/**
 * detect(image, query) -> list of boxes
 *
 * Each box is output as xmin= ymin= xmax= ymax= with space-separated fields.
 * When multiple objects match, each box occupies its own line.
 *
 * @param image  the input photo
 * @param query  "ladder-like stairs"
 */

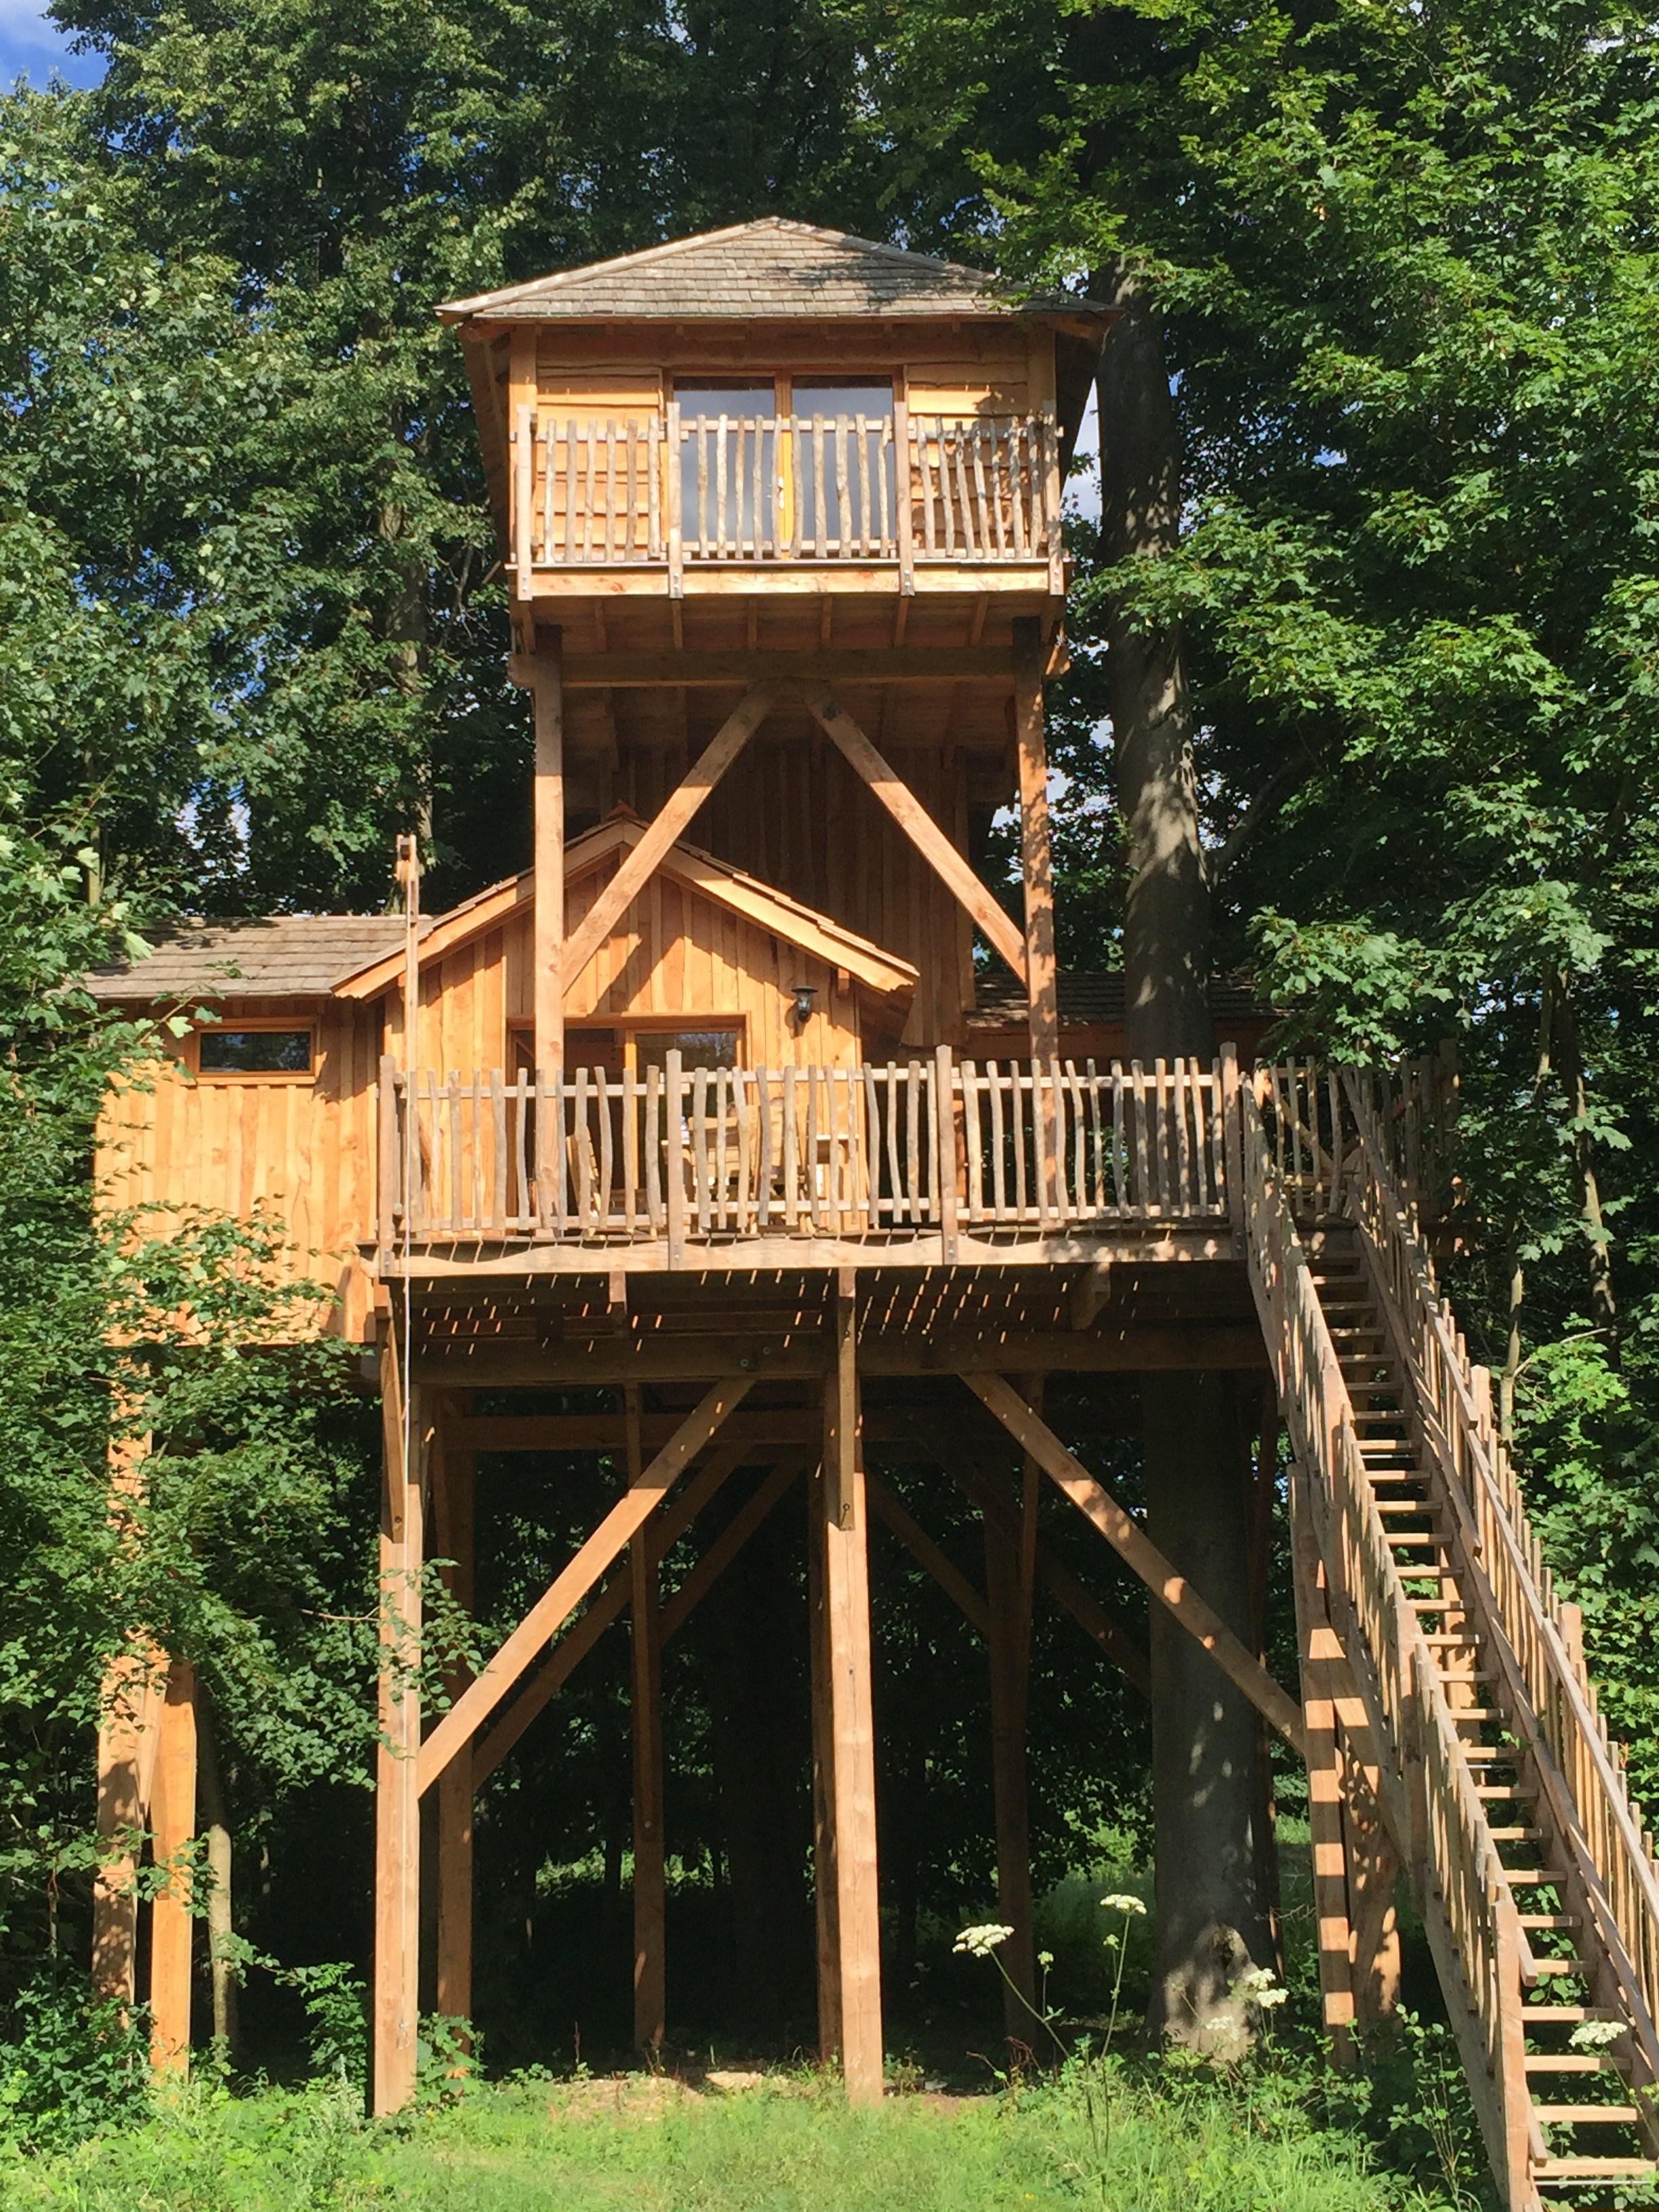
xmin=1309 ymin=1232 xmax=1658 ymax=2200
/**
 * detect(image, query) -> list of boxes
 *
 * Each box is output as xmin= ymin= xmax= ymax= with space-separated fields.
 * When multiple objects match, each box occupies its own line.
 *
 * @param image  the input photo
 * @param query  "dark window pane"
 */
xmin=199 ymin=1028 xmax=312 ymax=1074
xmin=635 ymin=1029 xmax=739 ymax=1072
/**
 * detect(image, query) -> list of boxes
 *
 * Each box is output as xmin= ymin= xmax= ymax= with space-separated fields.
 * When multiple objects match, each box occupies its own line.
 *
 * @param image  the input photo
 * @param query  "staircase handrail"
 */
xmin=1340 ymin=1067 xmax=1659 ymax=2073
xmin=1240 ymin=1075 xmax=1533 ymax=2191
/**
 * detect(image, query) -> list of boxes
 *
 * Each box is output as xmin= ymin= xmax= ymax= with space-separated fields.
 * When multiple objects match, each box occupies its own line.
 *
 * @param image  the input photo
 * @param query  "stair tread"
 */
xmin=1526 ymin=2055 xmax=1614 ymax=2072
xmin=1531 ymin=2104 xmax=1642 ymax=2123
xmin=1529 ymin=1959 xmax=1581 ymax=1975
xmin=1520 ymin=1914 xmax=1581 ymax=1928
xmin=1502 ymin=1868 xmax=1568 ymax=1883
xmin=1533 ymin=2155 xmax=1659 ymax=2178
xmin=1523 ymin=2005 xmax=1620 ymax=2021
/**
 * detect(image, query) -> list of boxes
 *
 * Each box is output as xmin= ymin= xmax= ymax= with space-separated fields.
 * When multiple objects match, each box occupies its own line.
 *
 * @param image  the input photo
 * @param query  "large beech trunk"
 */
xmin=1099 ymin=271 xmax=1277 ymax=2047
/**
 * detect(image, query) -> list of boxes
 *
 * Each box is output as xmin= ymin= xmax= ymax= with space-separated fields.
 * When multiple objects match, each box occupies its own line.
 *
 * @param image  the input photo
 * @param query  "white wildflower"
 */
xmin=1038 ymin=1949 xmax=1054 ymax=1969
xmin=1570 ymin=2018 xmax=1626 ymax=2050
xmin=1100 ymin=1893 xmax=1147 ymax=1917
xmin=954 ymin=1923 xmax=1015 ymax=1957
xmin=1236 ymin=1965 xmax=1290 ymax=2008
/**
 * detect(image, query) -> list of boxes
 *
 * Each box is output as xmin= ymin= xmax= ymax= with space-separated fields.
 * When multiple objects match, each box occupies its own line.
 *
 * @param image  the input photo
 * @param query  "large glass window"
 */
xmin=790 ymin=381 xmax=897 ymax=555
xmin=676 ymin=384 xmax=776 ymax=556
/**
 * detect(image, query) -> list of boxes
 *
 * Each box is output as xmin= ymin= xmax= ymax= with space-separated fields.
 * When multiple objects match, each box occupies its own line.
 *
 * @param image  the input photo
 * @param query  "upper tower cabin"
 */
xmin=438 ymin=220 xmax=1113 ymax=1084
xmin=441 ymin=217 xmax=1108 ymax=652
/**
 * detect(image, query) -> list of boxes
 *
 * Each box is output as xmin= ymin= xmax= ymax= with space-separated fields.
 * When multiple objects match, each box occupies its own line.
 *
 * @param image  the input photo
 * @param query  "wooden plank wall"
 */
xmin=415 ymin=872 xmax=867 ymax=1071
xmin=94 ymin=994 xmax=381 ymax=1336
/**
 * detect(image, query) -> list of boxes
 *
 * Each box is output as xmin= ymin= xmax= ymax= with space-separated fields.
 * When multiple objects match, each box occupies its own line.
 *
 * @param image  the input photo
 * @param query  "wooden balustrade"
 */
xmin=377 ymin=1052 xmax=1229 ymax=1250
xmin=520 ymin=410 xmax=1057 ymax=576
xmin=1340 ymin=1071 xmax=1659 ymax=2086
xmin=1240 ymin=1076 xmax=1533 ymax=2194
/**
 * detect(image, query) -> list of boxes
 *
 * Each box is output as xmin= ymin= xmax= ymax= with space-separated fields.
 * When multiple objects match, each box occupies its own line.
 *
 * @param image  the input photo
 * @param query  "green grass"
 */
xmin=0 ymin=2057 xmax=1464 ymax=2212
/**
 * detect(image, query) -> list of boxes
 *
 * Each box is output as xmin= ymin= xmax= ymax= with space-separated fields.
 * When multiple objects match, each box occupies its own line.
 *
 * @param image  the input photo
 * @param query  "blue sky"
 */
xmin=1 ymin=0 xmax=104 ymax=88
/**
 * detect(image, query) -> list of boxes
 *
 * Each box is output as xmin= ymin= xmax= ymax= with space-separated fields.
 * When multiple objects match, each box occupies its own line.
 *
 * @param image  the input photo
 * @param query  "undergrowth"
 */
xmin=0 ymin=2032 xmax=1478 ymax=2212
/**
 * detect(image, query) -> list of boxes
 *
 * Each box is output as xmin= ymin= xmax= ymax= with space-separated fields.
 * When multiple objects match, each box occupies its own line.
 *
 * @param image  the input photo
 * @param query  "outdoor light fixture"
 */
xmin=791 ymin=983 xmax=818 ymax=1026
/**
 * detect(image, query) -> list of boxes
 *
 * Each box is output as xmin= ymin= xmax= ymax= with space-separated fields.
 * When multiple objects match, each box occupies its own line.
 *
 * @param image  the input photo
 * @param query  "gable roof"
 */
xmin=438 ymin=218 xmax=1063 ymax=325
xmin=331 ymin=815 xmax=920 ymax=1003
xmin=86 ymin=914 xmax=423 ymax=1001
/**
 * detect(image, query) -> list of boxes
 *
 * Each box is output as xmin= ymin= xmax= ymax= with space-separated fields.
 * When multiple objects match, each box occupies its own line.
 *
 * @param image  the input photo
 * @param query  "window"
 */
xmin=634 ymin=1028 xmax=739 ymax=1073
xmin=197 ymin=1027 xmax=314 ymax=1076
xmin=676 ymin=382 xmax=777 ymax=555
xmin=792 ymin=381 xmax=897 ymax=553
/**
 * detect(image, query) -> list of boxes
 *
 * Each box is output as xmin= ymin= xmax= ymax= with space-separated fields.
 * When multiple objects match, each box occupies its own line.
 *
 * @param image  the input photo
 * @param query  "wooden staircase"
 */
xmin=1242 ymin=1067 xmax=1659 ymax=2209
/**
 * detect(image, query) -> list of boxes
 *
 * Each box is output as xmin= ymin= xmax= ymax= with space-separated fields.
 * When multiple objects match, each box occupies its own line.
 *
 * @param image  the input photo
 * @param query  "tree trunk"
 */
xmin=1098 ymin=268 xmax=1277 ymax=2046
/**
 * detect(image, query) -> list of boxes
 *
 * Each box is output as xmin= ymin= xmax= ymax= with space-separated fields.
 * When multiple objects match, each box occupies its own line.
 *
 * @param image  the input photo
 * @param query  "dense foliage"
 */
xmin=2 ymin=0 xmax=1658 ymax=2127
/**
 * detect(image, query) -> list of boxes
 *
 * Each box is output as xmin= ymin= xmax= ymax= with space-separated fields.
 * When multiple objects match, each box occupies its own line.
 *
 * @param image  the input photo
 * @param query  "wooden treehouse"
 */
xmin=89 ymin=220 xmax=1659 ymax=2209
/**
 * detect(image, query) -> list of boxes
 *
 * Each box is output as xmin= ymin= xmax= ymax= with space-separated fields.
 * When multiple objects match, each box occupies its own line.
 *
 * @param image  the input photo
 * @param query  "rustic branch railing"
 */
xmin=1240 ymin=1073 xmax=1534 ymax=2204
xmin=518 ymin=409 xmax=1057 ymax=575
xmin=377 ymin=1052 xmax=1231 ymax=1250
xmin=1341 ymin=1069 xmax=1659 ymax=2096
xmin=1258 ymin=1052 xmax=1458 ymax=1223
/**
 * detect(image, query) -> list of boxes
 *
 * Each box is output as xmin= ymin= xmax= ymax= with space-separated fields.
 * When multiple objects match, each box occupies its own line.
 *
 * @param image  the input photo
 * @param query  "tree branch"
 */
xmin=1206 ymin=754 xmax=1305 ymax=884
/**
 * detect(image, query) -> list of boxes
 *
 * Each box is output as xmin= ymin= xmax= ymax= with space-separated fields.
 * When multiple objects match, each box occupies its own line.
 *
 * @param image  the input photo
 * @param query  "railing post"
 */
xmin=513 ymin=401 xmax=534 ymax=591
xmin=893 ymin=384 xmax=916 ymax=594
xmin=1220 ymin=1042 xmax=1243 ymax=1250
xmin=665 ymin=398 xmax=683 ymax=600
xmin=665 ymin=1048 xmax=686 ymax=1269
xmin=935 ymin=1044 xmax=958 ymax=1265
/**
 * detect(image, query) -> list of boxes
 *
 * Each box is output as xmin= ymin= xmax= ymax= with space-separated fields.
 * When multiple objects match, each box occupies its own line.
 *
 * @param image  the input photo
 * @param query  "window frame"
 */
xmin=189 ymin=1016 xmax=320 ymax=1085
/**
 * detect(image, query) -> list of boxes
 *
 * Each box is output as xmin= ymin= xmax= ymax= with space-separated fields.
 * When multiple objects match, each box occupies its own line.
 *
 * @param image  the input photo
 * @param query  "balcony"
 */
xmin=512 ymin=408 xmax=1063 ymax=599
xmin=376 ymin=1052 xmax=1237 ymax=1273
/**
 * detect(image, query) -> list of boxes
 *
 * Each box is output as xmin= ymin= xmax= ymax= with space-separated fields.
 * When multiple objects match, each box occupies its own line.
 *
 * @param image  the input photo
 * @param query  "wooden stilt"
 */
xmin=92 ymin=1647 xmax=163 ymax=2004
xmin=983 ymin=1431 xmax=1038 ymax=2039
xmin=194 ymin=1687 xmax=237 ymax=2056
xmin=148 ymin=1660 xmax=198 ymax=2073
xmin=808 ymin=1460 xmax=842 ymax=2064
xmin=373 ymin=1343 xmax=424 ymax=2116
xmin=434 ymin=1419 xmax=476 ymax=2028
xmin=628 ymin=1386 xmax=668 ymax=2051
xmin=822 ymin=1271 xmax=883 ymax=2103
xmin=1287 ymin=1465 xmax=1357 ymax=2059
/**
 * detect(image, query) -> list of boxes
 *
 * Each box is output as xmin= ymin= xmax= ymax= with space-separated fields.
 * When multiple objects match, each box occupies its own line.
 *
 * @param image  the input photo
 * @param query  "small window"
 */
xmin=199 ymin=1027 xmax=313 ymax=1076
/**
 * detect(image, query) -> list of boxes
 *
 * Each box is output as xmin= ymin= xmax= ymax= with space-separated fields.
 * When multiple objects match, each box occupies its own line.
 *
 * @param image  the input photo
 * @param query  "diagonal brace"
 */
xmin=418 ymin=1378 xmax=752 ymax=1794
xmin=964 ymin=1372 xmax=1305 ymax=1753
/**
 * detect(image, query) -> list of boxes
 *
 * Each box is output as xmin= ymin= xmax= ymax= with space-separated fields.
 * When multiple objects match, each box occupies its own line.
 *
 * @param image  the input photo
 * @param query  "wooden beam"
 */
xmin=1288 ymin=1465 xmax=1358 ymax=2057
xmin=865 ymin=1475 xmax=989 ymax=1637
xmin=1071 ymin=1261 xmax=1111 ymax=1332
xmin=808 ymin=1460 xmax=841 ymax=2064
xmin=1012 ymin=618 xmax=1058 ymax=1059
xmin=797 ymin=680 xmax=1029 ymax=985
xmin=627 ymin=1389 xmax=666 ymax=2052
xmin=148 ymin=1659 xmax=198 ymax=2074
xmin=821 ymin=1273 xmax=884 ymax=2103
xmin=373 ymin=1351 xmax=424 ymax=2116
xmin=560 ymin=647 xmax=1019 ymax=689
xmin=531 ymin=640 xmax=565 ymax=1080
xmin=433 ymin=1426 xmax=476 ymax=2027
xmin=419 ymin=1380 xmax=752 ymax=1795
xmin=470 ymin=1444 xmax=750 ymax=1789
xmin=412 ymin=1320 xmax=1268 ymax=1390
xmin=92 ymin=1643 xmax=164 ymax=2005
xmin=964 ymin=1373 xmax=1306 ymax=1753
xmin=555 ymin=686 xmax=777 ymax=1001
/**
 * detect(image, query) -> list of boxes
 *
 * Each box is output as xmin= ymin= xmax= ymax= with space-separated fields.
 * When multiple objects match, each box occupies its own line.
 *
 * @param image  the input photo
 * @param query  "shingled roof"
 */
xmin=438 ymin=218 xmax=1044 ymax=324
xmin=86 ymin=915 xmax=426 ymax=1001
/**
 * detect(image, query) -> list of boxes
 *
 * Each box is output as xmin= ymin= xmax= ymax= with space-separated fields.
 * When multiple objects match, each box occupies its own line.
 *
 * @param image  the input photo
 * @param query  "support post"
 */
xmin=531 ymin=636 xmax=565 ymax=1084
xmin=821 ymin=1271 xmax=883 ymax=2103
xmin=148 ymin=1660 xmax=198 ymax=2073
xmin=983 ymin=1456 xmax=1038 ymax=2041
xmin=628 ymin=1386 xmax=667 ymax=2051
xmin=373 ymin=1340 xmax=424 ymax=2117
xmin=434 ymin=1418 xmax=476 ymax=2029
xmin=93 ymin=1423 xmax=158 ymax=2006
xmin=808 ymin=1460 xmax=842 ymax=2064
xmin=1012 ymin=618 xmax=1058 ymax=1061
